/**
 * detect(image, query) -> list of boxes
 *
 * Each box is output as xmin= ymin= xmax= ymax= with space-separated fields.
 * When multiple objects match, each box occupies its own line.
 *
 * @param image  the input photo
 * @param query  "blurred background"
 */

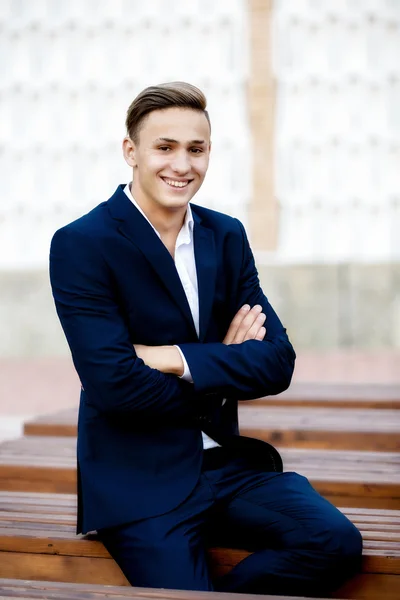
xmin=1 ymin=0 xmax=399 ymax=438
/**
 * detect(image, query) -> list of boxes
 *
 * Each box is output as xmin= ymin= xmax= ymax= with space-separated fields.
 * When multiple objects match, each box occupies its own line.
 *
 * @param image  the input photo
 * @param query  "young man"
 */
xmin=50 ymin=82 xmax=362 ymax=596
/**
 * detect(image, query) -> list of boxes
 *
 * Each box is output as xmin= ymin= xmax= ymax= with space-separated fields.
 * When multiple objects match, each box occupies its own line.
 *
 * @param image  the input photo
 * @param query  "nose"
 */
xmin=170 ymin=150 xmax=191 ymax=175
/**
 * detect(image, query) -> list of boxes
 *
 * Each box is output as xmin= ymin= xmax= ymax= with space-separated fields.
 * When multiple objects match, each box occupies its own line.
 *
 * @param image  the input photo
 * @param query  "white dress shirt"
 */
xmin=124 ymin=184 xmax=219 ymax=450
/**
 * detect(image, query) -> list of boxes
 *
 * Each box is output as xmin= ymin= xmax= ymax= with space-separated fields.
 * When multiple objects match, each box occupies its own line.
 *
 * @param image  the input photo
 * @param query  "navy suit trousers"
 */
xmin=97 ymin=449 xmax=362 ymax=596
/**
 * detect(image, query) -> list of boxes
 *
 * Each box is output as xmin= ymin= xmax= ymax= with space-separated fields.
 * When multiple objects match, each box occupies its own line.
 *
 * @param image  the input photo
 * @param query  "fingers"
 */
xmin=223 ymin=304 xmax=267 ymax=345
xmin=222 ymin=304 xmax=250 ymax=344
xmin=231 ymin=305 xmax=260 ymax=343
xmin=254 ymin=325 xmax=266 ymax=341
xmin=245 ymin=312 xmax=266 ymax=341
xmin=230 ymin=304 xmax=263 ymax=344
xmin=233 ymin=305 xmax=265 ymax=343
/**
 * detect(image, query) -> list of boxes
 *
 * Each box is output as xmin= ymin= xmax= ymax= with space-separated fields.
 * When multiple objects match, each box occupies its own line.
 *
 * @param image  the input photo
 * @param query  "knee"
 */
xmin=329 ymin=519 xmax=363 ymax=588
xmin=310 ymin=514 xmax=363 ymax=564
xmin=332 ymin=518 xmax=363 ymax=560
xmin=316 ymin=517 xmax=363 ymax=584
xmin=307 ymin=518 xmax=362 ymax=590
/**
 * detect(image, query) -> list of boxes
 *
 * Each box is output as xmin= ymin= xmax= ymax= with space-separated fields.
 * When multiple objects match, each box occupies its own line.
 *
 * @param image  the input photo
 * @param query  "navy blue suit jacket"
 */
xmin=50 ymin=184 xmax=296 ymax=534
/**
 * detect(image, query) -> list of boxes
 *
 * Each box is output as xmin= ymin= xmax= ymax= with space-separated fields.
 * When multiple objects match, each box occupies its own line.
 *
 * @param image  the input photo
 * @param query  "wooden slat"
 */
xmin=0 ymin=493 xmax=399 ymax=574
xmin=0 ymin=552 xmax=129 ymax=586
xmin=0 ymin=532 xmax=398 ymax=576
xmin=239 ymin=407 xmax=400 ymax=451
xmin=0 ymin=536 xmax=398 ymax=598
xmin=333 ymin=573 xmax=400 ymax=600
xmin=1 ymin=437 xmax=399 ymax=508
xmin=0 ymin=494 xmax=398 ymax=599
xmin=24 ymin=406 xmax=400 ymax=451
xmin=0 ymin=525 xmax=397 ymax=570
xmin=0 ymin=577 xmax=338 ymax=600
xmin=1 ymin=496 xmax=400 ymax=529
xmin=1 ymin=493 xmax=398 ymax=521
xmin=253 ymin=383 xmax=400 ymax=409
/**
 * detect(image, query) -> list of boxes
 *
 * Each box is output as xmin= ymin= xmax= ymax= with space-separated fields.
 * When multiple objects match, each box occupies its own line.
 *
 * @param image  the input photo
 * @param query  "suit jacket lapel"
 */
xmin=108 ymin=185 xmax=196 ymax=334
xmin=193 ymin=212 xmax=217 ymax=342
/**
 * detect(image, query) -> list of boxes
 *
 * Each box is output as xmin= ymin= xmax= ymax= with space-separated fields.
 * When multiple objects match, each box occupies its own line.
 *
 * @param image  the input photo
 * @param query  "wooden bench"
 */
xmin=0 ymin=493 xmax=398 ymax=599
xmin=24 ymin=405 xmax=400 ymax=451
xmin=251 ymin=382 xmax=400 ymax=409
xmin=1 ymin=436 xmax=399 ymax=508
xmin=239 ymin=406 xmax=400 ymax=451
xmin=0 ymin=578 xmax=346 ymax=600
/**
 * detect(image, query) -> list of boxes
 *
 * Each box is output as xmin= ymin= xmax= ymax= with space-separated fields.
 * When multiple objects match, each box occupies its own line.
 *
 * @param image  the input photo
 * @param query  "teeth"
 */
xmin=163 ymin=178 xmax=189 ymax=188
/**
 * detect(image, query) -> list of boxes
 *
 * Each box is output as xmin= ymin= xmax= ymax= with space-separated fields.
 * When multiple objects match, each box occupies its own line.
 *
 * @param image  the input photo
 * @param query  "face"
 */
xmin=123 ymin=107 xmax=211 ymax=214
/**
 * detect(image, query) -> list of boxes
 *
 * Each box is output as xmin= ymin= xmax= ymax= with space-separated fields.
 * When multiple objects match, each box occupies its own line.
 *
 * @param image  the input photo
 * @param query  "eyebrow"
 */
xmin=155 ymin=137 xmax=206 ymax=145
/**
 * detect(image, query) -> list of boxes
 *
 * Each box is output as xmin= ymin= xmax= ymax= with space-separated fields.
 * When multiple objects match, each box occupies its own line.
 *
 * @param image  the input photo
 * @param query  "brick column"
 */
xmin=248 ymin=0 xmax=278 ymax=250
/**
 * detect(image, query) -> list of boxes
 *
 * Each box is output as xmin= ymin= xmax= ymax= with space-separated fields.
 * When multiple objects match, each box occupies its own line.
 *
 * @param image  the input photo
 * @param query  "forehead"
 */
xmin=139 ymin=107 xmax=210 ymax=143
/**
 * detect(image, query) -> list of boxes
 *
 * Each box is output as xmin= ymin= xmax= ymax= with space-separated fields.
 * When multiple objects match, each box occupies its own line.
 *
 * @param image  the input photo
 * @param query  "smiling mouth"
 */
xmin=161 ymin=177 xmax=193 ymax=189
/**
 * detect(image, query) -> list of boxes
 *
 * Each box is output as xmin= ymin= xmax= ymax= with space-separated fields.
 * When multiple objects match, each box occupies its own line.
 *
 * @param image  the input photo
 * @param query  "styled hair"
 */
xmin=125 ymin=81 xmax=211 ymax=143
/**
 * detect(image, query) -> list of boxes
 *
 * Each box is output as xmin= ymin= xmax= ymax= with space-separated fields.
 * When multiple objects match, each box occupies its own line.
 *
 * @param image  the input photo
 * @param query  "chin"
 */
xmin=158 ymin=190 xmax=193 ymax=208
xmin=162 ymin=197 xmax=190 ymax=210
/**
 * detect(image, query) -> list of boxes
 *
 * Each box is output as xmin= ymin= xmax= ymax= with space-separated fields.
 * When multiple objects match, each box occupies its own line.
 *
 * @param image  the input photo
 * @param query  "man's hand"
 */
xmin=134 ymin=304 xmax=265 ymax=374
xmin=134 ymin=344 xmax=184 ymax=376
xmin=223 ymin=304 xmax=266 ymax=344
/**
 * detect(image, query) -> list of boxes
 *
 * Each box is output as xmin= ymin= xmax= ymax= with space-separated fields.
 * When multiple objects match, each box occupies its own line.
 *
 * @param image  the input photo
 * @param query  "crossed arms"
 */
xmin=50 ymin=219 xmax=295 ymax=419
xmin=134 ymin=303 xmax=268 ymax=376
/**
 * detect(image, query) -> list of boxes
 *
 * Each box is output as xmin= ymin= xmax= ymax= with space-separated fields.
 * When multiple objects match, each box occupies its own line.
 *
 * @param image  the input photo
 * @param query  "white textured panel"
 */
xmin=0 ymin=0 xmax=250 ymax=269
xmin=273 ymin=0 xmax=400 ymax=262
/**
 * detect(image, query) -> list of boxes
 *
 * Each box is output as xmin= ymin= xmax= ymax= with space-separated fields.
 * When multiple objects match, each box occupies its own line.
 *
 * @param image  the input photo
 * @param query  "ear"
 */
xmin=122 ymin=137 xmax=137 ymax=167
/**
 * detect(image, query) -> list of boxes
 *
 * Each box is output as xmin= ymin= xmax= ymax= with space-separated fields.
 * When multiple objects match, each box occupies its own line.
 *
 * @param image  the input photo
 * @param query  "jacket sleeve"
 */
xmin=49 ymin=226 xmax=198 ymax=419
xmin=178 ymin=219 xmax=296 ymax=400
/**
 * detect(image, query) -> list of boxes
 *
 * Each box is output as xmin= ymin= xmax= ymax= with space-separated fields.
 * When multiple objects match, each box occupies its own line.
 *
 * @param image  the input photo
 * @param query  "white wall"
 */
xmin=272 ymin=0 xmax=400 ymax=262
xmin=3 ymin=0 xmax=399 ymax=269
xmin=0 ymin=0 xmax=250 ymax=269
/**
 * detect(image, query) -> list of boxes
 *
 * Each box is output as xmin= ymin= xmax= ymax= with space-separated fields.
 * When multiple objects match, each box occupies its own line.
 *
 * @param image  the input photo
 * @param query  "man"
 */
xmin=50 ymin=81 xmax=362 ymax=596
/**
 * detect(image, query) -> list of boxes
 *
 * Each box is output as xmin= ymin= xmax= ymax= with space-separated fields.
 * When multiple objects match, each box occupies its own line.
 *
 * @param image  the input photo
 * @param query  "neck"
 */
xmin=130 ymin=183 xmax=187 ymax=237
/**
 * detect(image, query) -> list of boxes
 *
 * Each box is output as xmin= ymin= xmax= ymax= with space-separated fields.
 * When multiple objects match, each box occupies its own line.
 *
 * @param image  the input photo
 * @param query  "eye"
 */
xmin=159 ymin=146 xmax=171 ymax=152
xmin=190 ymin=148 xmax=203 ymax=154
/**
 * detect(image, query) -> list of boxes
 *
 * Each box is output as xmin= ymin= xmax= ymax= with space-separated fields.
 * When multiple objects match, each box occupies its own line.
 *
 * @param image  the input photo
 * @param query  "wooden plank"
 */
xmin=1 ymin=506 xmax=399 ymax=535
xmin=0 ymin=549 xmax=398 ymax=599
xmin=24 ymin=422 xmax=77 ymax=437
xmin=0 ymin=551 xmax=129 ymax=586
xmin=0 ymin=497 xmax=398 ymax=598
xmin=24 ymin=405 xmax=400 ymax=451
xmin=1 ymin=492 xmax=399 ymax=522
xmin=0 ymin=465 xmax=76 ymax=494
xmin=1 ymin=438 xmax=399 ymax=508
xmin=9 ymin=435 xmax=400 ymax=467
xmin=239 ymin=407 xmax=400 ymax=451
xmin=321 ymin=497 xmax=400 ymax=510
xmin=334 ymin=573 xmax=400 ymax=600
xmin=1 ymin=511 xmax=398 ymax=532
xmin=0 ymin=499 xmax=399 ymax=574
xmin=251 ymin=383 xmax=400 ymax=409
xmin=0 ymin=524 xmax=397 ymax=571
xmin=0 ymin=542 xmax=398 ymax=586
xmin=0 ymin=494 xmax=397 ymax=516
xmin=0 ymin=577 xmax=339 ymax=600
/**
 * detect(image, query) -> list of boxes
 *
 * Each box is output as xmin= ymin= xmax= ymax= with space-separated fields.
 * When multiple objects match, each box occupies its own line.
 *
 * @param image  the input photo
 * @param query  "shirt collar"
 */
xmin=123 ymin=183 xmax=193 ymax=247
xmin=178 ymin=203 xmax=194 ymax=247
